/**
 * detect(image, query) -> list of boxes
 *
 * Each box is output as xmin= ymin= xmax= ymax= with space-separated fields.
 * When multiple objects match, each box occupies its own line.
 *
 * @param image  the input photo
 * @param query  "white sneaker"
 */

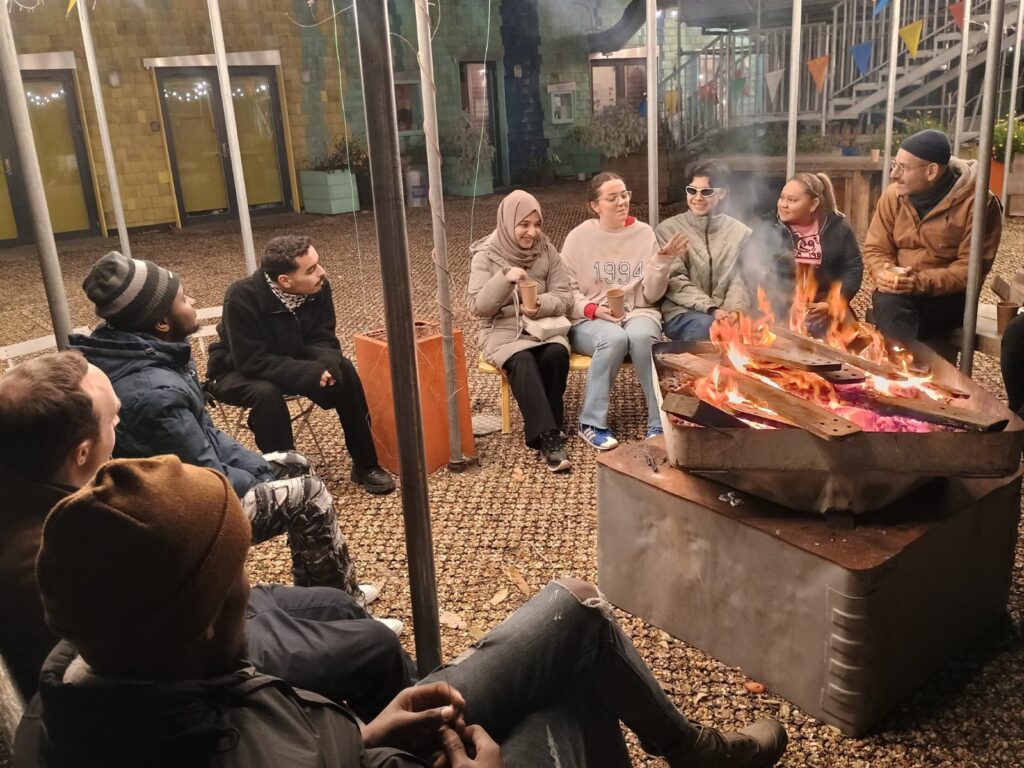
xmin=359 ymin=584 xmax=380 ymax=605
xmin=374 ymin=617 xmax=404 ymax=635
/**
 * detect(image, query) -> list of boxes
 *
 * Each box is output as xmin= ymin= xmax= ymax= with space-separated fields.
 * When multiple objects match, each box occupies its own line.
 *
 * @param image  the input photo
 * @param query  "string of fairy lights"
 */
xmin=161 ymin=81 xmax=270 ymax=103
xmin=24 ymin=87 xmax=65 ymax=107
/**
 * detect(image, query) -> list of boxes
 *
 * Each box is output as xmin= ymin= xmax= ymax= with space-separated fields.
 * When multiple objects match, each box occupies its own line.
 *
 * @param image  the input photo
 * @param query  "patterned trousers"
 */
xmin=240 ymin=452 xmax=360 ymax=601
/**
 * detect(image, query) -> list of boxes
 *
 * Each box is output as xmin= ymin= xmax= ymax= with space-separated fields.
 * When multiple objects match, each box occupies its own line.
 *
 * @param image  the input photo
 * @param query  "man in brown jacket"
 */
xmin=863 ymin=129 xmax=1002 ymax=342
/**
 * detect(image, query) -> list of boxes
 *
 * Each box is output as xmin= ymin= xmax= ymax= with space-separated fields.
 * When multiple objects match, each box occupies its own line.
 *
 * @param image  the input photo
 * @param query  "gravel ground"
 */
xmin=1 ymin=182 xmax=1022 ymax=766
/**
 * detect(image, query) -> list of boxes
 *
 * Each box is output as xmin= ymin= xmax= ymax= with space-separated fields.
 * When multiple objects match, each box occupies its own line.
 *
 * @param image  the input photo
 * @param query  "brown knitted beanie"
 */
xmin=37 ymin=456 xmax=252 ymax=654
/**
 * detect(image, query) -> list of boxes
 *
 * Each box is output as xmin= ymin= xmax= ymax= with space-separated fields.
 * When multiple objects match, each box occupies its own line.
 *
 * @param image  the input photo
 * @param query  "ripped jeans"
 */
xmin=421 ymin=579 xmax=698 ymax=767
xmin=241 ymin=451 xmax=360 ymax=600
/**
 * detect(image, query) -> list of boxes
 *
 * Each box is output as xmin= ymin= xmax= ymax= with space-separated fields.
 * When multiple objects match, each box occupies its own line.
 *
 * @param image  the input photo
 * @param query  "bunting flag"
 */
xmin=698 ymin=83 xmax=719 ymax=104
xmin=873 ymin=0 xmax=891 ymax=18
xmin=764 ymin=68 xmax=785 ymax=104
xmin=729 ymin=77 xmax=748 ymax=101
xmin=900 ymin=20 xmax=925 ymax=57
xmin=665 ymin=89 xmax=680 ymax=115
xmin=949 ymin=3 xmax=965 ymax=31
xmin=66 ymin=0 xmax=77 ymax=17
xmin=851 ymin=41 xmax=874 ymax=77
xmin=807 ymin=55 xmax=830 ymax=92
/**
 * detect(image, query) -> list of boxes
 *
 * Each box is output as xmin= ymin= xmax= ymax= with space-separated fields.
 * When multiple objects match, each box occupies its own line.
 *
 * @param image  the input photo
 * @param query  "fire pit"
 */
xmin=653 ymin=300 xmax=1023 ymax=518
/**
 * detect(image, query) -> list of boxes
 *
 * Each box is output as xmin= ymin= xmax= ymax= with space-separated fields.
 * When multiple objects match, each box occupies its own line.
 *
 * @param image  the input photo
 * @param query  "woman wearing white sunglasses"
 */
xmin=657 ymin=160 xmax=752 ymax=341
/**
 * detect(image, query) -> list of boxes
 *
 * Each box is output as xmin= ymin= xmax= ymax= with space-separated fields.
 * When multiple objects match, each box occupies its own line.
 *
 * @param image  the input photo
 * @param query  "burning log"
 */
xmin=771 ymin=326 xmax=910 ymax=380
xmin=658 ymin=352 xmax=862 ymax=441
xmin=661 ymin=392 xmax=751 ymax=429
xmin=851 ymin=391 xmax=1009 ymax=433
xmin=749 ymin=345 xmax=841 ymax=372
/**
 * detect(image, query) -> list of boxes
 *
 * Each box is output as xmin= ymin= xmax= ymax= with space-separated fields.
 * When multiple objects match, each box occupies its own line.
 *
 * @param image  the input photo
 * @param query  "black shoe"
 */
xmin=351 ymin=465 xmax=396 ymax=494
xmin=539 ymin=431 xmax=571 ymax=473
xmin=668 ymin=719 xmax=788 ymax=768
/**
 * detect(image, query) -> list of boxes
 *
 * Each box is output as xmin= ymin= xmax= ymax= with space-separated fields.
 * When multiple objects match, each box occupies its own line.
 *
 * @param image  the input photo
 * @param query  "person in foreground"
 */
xmin=469 ymin=190 xmax=573 ymax=472
xmin=71 ymin=251 xmax=375 ymax=607
xmin=752 ymin=172 xmax=862 ymax=328
xmin=207 ymin=235 xmax=394 ymax=494
xmin=562 ymin=172 xmax=688 ymax=449
xmin=16 ymin=456 xmax=789 ymax=768
xmin=0 ymin=353 xmax=410 ymax=716
xmin=863 ymin=128 xmax=1002 ymax=342
xmin=657 ymin=160 xmax=752 ymax=341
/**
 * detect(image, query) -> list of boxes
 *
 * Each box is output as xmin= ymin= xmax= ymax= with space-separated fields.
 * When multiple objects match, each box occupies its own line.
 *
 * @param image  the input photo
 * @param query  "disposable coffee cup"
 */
xmin=870 ymin=148 xmax=881 ymax=162
xmin=889 ymin=265 xmax=911 ymax=276
xmin=519 ymin=279 xmax=538 ymax=311
xmin=606 ymin=288 xmax=625 ymax=319
xmin=998 ymin=300 xmax=1020 ymax=333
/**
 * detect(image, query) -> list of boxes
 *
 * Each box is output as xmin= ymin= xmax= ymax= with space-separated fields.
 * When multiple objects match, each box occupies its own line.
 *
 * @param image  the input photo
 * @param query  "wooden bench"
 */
xmin=948 ymin=302 xmax=1002 ymax=358
xmin=478 ymin=352 xmax=631 ymax=434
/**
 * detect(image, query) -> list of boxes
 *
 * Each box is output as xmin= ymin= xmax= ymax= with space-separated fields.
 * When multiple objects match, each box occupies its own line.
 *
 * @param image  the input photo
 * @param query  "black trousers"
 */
xmin=209 ymin=354 xmax=378 ymax=468
xmin=245 ymin=584 xmax=414 ymax=722
xmin=1001 ymin=312 xmax=1024 ymax=416
xmin=870 ymin=290 xmax=966 ymax=343
xmin=502 ymin=343 xmax=570 ymax=448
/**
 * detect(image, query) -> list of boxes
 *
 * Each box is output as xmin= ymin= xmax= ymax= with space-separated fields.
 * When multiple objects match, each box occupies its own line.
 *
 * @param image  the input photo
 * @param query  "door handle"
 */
xmin=221 ymin=142 xmax=228 ymax=158
xmin=2 ymin=158 xmax=11 ymax=176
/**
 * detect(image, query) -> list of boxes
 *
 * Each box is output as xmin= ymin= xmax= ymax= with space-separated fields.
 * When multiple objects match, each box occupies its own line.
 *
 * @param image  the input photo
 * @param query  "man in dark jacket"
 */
xmin=16 ymin=456 xmax=787 ymax=768
xmin=0 ymin=352 xmax=411 ymax=717
xmin=207 ymin=235 xmax=394 ymax=494
xmin=72 ymin=251 xmax=376 ymax=607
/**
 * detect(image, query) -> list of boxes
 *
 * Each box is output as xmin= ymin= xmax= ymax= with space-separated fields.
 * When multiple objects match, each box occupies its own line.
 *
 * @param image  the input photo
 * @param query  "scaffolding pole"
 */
xmin=1002 ymin=0 xmax=1024 ymax=210
xmin=77 ymin=0 xmax=131 ymax=258
xmin=646 ymin=0 xmax=659 ymax=225
xmin=206 ymin=0 xmax=257 ymax=274
xmin=954 ymin=0 xmax=973 ymax=154
xmin=961 ymin=0 xmax=1007 ymax=375
xmin=414 ymin=0 xmax=466 ymax=469
xmin=786 ymin=0 xmax=803 ymax=178
xmin=0 ymin=4 xmax=73 ymax=349
xmin=882 ymin=0 xmax=902 ymax=194
xmin=353 ymin=0 xmax=441 ymax=675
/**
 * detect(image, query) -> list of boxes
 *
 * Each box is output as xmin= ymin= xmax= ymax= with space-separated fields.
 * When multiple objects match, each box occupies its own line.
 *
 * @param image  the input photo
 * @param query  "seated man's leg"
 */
xmin=207 ymin=372 xmax=294 ymax=453
xmin=245 ymin=584 xmax=413 ymax=722
xmin=664 ymin=311 xmax=715 ymax=342
xmin=915 ymin=291 xmax=967 ymax=337
xmin=1001 ymin=313 xmax=1024 ymax=415
xmin=241 ymin=475 xmax=361 ymax=597
xmin=871 ymin=290 xmax=921 ymax=342
xmin=305 ymin=355 xmax=379 ymax=471
xmin=423 ymin=579 xmax=785 ymax=767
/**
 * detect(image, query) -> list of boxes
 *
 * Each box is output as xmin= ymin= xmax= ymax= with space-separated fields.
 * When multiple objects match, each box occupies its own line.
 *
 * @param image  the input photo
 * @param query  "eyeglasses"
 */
xmin=599 ymin=190 xmax=632 ymax=203
xmin=889 ymin=160 xmax=932 ymax=176
xmin=686 ymin=186 xmax=722 ymax=198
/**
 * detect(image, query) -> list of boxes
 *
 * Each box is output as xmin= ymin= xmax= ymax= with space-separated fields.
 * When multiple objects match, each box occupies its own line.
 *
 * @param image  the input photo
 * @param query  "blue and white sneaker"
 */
xmin=645 ymin=426 xmax=664 ymax=440
xmin=578 ymin=423 xmax=619 ymax=451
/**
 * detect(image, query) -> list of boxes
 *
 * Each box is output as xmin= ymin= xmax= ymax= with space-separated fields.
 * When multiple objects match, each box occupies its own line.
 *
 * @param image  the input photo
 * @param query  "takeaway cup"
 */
xmin=607 ymin=288 xmax=625 ymax=319
xmin=998 ymin=301 xmax=1020 ymax=333
xmin=519 ymin=279 xmax=538 ymax=311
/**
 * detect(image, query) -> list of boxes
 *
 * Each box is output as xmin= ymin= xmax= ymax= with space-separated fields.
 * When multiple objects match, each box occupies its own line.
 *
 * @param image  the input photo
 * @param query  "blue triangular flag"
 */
xmin=873 ymin=0 xmax=891 ymax=17
xmin=851 ymin=42 xmax=874 ymax=77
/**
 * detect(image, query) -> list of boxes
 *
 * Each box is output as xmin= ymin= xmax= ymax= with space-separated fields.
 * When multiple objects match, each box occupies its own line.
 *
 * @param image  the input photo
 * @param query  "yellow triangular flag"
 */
xmin=807 ymin=55 xmax=830 ymax=92
xmin=899 ymin=20 xmax=924 ymax=58
xmin=66 ymin=0 xmax=77 ymax=18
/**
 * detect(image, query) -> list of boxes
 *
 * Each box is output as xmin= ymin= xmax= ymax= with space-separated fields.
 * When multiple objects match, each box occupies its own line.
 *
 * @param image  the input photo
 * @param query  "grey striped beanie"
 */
xmin=83 ymin=251 xmax=180 ymax=331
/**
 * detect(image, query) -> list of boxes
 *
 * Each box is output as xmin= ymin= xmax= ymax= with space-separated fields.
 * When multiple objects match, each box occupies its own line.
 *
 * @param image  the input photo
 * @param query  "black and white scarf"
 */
xmin=264 ymin=272 xmax=307 ymax=313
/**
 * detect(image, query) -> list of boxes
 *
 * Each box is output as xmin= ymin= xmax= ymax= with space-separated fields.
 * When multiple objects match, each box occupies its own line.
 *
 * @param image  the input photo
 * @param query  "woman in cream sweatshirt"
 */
xmin=561 ymin=172 xmax=686 ymax=449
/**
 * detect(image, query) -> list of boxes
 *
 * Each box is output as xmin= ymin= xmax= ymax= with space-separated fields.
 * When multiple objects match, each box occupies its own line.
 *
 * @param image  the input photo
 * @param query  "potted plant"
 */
xmin=300 ymin=136 xmax=367 ymax=214
xmin=567 ymin=122 xmax=602 ymax=179
xmin=442 ymin=111 xmax=497 ymax=197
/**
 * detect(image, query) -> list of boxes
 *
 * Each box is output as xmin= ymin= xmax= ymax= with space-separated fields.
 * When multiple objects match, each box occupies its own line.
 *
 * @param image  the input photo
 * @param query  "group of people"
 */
xmin=471 ymin=128 xmax=1002 ymax=472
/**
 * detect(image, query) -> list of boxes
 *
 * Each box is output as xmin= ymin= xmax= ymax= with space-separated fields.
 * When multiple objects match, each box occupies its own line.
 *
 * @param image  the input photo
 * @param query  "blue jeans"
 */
xmin=421 ymin=580 xmax=698 ymax=767
xmin=663 ymin=311 xmax=715 ymax=341
xmin=245 ymin=584 xmax=414 ymax=722
xmin=569 ymin=316 xmax=663 ymax=430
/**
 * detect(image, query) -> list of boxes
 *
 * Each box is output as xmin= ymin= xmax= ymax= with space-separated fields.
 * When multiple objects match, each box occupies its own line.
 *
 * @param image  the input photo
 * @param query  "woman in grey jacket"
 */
xmin=468 ymin=190 xmax=573 ymax=472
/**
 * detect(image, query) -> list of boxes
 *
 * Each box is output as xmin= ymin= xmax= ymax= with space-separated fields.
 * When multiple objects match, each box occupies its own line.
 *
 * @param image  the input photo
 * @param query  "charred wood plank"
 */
xmin=859 ymin=393 xmax=1009 ymax=433
xmin=771 ymin=327 xmax=908 ymax=380
xmin=750 ymin=345 xmax=842 ymax=372
xmin=662 ymin=392 xmax=751 ymax=429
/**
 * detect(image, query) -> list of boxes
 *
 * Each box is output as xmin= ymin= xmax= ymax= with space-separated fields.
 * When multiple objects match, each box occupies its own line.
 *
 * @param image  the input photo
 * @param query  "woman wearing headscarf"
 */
xmin=468 ymin=190 xmax=573 ymax=473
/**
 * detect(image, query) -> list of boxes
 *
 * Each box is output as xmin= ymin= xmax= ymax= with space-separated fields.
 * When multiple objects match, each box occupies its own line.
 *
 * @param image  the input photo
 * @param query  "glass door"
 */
xmin=460 ymin=61 xmax=502 ymax=183
xmin=157 ymin=67 xmax=291 ymax=223
xmin=0 ymin=70 xmax=99 ymax=246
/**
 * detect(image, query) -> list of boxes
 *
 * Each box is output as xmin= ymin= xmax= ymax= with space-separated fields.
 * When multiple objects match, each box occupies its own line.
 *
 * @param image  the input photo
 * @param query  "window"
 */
xmin=393 ymin=77 xmax=423 ymax=135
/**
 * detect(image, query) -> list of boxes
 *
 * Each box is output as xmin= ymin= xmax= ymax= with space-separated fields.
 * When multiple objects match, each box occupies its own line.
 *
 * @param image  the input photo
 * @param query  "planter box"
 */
xmin=300 ymin=169 xmax=359 ymax=215
xmin=353 ymin=323 xmax=475 ymax=475
xmin=572 ymin=150 xmax=602 ymax=178
xmin=993 ymin=157 xmax=1024 ymax=216
xmin=443 ymin=169 xmax=494 ymax=198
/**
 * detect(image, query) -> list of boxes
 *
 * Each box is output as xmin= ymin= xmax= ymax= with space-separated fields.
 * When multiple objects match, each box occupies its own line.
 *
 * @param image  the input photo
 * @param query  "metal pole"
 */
xmin=882 ymin=0 xmax=903 ymax=194
xmin=414 ymin=0 xmax=466 ymax=468
xmin=786 ymin=0 xmax=803 ymax=178
xmin=0 ymin=5 xmax=73 ymax=349
xmin=1002 ymin=0 xmax=1024 ymax=210
xmin=954 ymin=0 xmax=972 ymax=154
xmin=206 ymin=0 xmax=257 ymax=275
xmin=646 ymin=0 xmax=659 ymax=225
xmin=353 ymin=0 xmax=441 ymax=675
xmin=77 ymin=0 xmax=131 ymax=258
xmin=962 ymin=0 xmax=1006 ymax=374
